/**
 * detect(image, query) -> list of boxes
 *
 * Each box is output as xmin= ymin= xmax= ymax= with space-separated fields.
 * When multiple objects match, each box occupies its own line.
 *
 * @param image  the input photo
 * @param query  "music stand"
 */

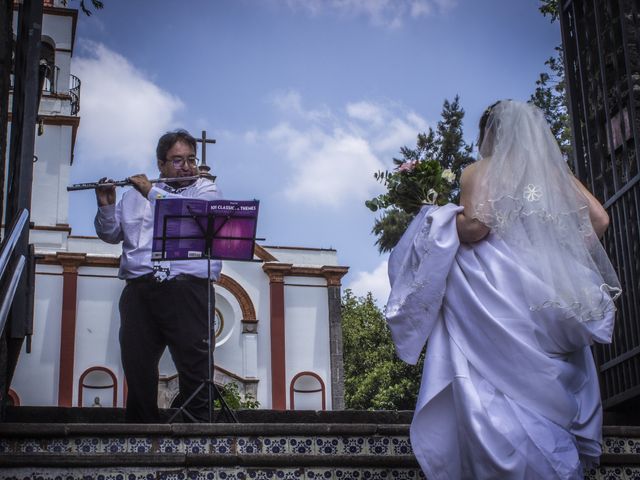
xmin=151 ymin=198 xmax=260 ymax=423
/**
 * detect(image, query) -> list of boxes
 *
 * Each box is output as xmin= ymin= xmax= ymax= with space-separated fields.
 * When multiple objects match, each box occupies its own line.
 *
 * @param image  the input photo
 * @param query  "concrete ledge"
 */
xmin=602 ymin=426 xmax=640 ymax=436
xmin=4 ymin=407 xmax=414 ymax=425
xmin=0 ymin=422 xmax=410 ymax=438
xmin=600 ymin=453 xmax=640 ymax=466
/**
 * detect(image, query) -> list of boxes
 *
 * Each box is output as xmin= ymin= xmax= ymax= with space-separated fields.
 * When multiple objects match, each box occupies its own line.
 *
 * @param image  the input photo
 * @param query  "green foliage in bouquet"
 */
xmin=365 ymin=156 xmax=453 ymax=215
xmin=366 ymin=96 xmax=474 ymax=252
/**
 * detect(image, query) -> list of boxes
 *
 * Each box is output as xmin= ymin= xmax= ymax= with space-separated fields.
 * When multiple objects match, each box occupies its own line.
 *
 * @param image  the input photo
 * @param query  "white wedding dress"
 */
xmin=386 ymin=204 xmax=616 ymax=480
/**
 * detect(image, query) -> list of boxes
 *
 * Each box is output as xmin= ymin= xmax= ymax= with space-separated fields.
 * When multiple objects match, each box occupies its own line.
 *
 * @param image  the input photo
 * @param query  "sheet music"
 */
xmin=152 ymin=199 xmax=260 ymax=261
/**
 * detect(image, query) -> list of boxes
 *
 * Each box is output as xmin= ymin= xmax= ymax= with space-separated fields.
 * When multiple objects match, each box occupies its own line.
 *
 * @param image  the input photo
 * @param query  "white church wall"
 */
xmin=11 ymin=266 xmax=64 ymax=406
xmin=42 ymin=11 xmax=74 ymax=52
xmin=67 ymin=237 xmax=122 ymax=256
xmin=284 ymin=279 xmax=331 ymax=410
xmin=220 ymin=260 xmax=272 ymax=408
xmin=253 ymin=272 xmax=273 ymax=410
xmin=74 ymin=268 xmax=123 ymax=407
xmin=52 ymin=50 xmax=72 ymax=92
xmin=264 ymin=247 xmax=338 ymax=267
xmin=243 ymin=334 xmax=258 ymax=381
xmin=32 ymin=125 xmax=72 ymax=226
xmin=210 ymin=290 xmax=242 ymax=370
xmin=31 ymin=230 xmax=68 ymax=253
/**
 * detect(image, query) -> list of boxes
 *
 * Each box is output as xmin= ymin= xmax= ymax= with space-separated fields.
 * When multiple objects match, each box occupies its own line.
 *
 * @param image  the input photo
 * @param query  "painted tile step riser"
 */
xmin=0 ymin=436 xmax=412 ymax=456
xmin=606 ymin=437 xmax=640 ymax=454
xmin=1 ymin=436 xmax=639 ymax=456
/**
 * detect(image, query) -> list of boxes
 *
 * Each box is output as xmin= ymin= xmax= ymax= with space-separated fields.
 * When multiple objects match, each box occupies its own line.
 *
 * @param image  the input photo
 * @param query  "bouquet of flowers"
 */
xmin=365 ymin=158 xmax=456 ymax=215
xmin=366 ymin=97 xmax=474 ymax=252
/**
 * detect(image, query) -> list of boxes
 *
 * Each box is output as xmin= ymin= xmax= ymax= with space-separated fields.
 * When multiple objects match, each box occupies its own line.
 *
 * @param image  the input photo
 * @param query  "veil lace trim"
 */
xmin=468 ymin=100 xmax=621 ymax=324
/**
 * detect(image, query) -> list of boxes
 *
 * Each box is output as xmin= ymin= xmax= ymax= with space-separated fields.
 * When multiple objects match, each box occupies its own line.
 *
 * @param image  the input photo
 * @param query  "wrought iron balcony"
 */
xmin=10 ymin=64 xmax=81 ymax=116
xmin=69 ymin=74 xmax=81 ymax=116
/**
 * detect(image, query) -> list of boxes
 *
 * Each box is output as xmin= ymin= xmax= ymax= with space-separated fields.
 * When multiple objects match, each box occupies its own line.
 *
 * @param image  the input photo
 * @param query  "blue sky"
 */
xmin=68 ymin=0 xmax=560 ymax=302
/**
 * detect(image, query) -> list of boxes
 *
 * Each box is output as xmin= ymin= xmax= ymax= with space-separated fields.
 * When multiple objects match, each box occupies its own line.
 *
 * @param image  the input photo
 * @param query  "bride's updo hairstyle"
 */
xmin=477 ymin=100 xmax=502 ymax=158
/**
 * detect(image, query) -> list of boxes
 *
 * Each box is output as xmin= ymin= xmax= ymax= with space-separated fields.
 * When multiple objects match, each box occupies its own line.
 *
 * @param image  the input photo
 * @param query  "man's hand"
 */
xmin=128 ymin=174 xmax=153 ymax=198
xmin=96 ymin=177 xmax=116 ymax=207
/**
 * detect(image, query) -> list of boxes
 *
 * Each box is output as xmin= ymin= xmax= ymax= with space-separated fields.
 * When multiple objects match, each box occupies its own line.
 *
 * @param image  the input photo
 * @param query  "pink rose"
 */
xmin=397 ymin=160 xmax=417 ymax=172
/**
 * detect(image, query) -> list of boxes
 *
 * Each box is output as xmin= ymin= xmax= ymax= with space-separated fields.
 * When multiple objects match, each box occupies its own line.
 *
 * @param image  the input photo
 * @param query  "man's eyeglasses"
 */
xmin=166 ymin=156 xmax=200 ymax=168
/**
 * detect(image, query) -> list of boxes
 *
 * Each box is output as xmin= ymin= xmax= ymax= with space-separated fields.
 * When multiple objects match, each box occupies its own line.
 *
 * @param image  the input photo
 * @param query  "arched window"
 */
xmin=290 ymin=372 xmax=326 ymax=411
xmin=78 ymin=366 xmax=118 ymax=407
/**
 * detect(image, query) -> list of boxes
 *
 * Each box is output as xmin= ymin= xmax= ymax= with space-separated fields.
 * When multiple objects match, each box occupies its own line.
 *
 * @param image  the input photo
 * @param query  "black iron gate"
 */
xmin=560 ymin=0 xmax=640 ymax=409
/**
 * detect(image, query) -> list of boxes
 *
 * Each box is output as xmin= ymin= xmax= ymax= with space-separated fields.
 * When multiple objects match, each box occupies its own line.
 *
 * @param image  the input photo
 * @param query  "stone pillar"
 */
xmin=322 ymin=266 xmax=349 ymax=410
xmin=57 ymin=252 xmax=85 ymax=407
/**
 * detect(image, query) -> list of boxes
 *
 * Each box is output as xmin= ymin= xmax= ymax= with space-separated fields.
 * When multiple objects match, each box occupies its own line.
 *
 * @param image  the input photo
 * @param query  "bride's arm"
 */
xmin=572 ymin=176 xmax=609 ymax=238
xmin=456 ymin=166 xmax=490 ymax=243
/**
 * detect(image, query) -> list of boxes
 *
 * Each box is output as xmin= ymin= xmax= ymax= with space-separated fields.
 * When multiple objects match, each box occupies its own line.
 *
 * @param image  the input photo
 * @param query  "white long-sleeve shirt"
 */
xmin=94 ymin=178 xmax=223 ymax=281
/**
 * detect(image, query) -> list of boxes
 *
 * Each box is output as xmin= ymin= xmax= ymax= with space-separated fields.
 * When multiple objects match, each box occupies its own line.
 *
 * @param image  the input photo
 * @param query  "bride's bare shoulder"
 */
xmin=460 ymin=159 xmax=485 ymax=186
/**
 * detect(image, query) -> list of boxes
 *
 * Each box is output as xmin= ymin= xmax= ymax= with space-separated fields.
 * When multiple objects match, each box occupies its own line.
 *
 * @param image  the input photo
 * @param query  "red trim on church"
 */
xmin=57 ymin=253 xmax=85 ymax=407
xmin=263 ymin=263 xmax=291 ymax=410
xmin=290 ymin=371 xmax=326 ymax=410
xmin=78 ymin=366 xmax=118 ymax=407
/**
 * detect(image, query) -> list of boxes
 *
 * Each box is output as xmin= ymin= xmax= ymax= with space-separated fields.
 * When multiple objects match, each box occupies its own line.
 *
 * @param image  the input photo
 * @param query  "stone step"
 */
xmin=1 ymin=423 xmax=639 ymax=458
xmin=0 ymin=465 xmax=428 ymax=480
xmin=1 ymin=410 xmax=639 ymax=479
xmin=0 ymin=456 xmax=638 ymax=480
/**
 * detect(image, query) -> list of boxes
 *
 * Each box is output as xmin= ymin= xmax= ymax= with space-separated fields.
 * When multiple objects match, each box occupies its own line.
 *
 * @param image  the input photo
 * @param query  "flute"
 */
xmin=67 ymin=174 xmax=213 ymax=192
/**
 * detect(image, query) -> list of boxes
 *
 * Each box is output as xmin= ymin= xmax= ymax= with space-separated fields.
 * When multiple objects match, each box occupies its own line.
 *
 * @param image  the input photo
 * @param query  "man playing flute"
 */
xmin=94 ymin=129 xmax=221 ymax=423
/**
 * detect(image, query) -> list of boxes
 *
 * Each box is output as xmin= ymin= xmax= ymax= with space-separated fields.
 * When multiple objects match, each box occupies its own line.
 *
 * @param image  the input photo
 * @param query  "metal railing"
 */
xmin=560 ymin=0 xmax=640 ymax=409
xmin=10 ymin=65 xmax=81 ymax=116
xmin=69 ymin=74 xmax=81 ymax=116
xmin=0 ymin=210 xmax=29 ymax=337
xmin=41 ymin=64 xmax=60 ymax=95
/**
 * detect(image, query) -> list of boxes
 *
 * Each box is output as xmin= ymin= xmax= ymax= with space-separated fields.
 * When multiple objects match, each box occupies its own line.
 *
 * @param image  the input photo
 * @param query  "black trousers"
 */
xmin=118 ymin=276 xmax=212 ymax=423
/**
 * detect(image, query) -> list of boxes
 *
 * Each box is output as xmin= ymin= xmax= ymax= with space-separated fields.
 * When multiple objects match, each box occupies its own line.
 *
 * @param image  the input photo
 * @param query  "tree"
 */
xmin=538 ymin=0 xmax=559 ymax=21
xmin=216 ymin=382 xmax=259 ymax=410
xmin=530 ymin=1 xmax=572 ymax=160
xmin=366 ymin=96 xmax=474 ymax=252
xmin=61 ymin=0 xmax=104 ymax=16
xmin=342 ymin=289 xmax=423 ymax=410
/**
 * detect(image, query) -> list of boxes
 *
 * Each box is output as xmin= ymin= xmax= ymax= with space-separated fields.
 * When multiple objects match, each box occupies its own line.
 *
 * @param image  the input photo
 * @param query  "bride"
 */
xmin=386 ymin=100 xmax=621 ymax=479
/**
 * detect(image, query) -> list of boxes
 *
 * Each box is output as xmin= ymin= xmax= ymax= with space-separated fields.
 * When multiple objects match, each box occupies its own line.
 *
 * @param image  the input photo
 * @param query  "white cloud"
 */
xmin=261 ymin=94 xmax=428 ymax=207
xmin=279 ymin=0 xmax=456 ymax=28
xmin=346 ymin=101 xmax=386 ymax=127
xmin=269 ymin=124 xmax=382 ymax=207
xmin=348 ymin=260 xmax=391 ymax=305
xmin=271 ymin=90 xmax=333 ymax=123
xmin=72 ymin=41 xmax=184 ymax=172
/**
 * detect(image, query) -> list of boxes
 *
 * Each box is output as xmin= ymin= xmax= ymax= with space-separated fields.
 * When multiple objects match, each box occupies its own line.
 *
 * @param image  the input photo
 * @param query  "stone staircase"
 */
xmin=0 ymin=408 xmax=637 ymax=479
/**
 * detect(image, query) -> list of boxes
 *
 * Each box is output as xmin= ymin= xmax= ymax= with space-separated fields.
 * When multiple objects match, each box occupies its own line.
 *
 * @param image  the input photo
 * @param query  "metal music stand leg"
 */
xmin=167 ymin=247 xmax=238 ymax=424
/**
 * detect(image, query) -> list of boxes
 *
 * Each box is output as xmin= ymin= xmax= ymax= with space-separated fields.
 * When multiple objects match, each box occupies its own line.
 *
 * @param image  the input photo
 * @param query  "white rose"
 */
xmin=441 ymin=169 xmax=455 ymax=184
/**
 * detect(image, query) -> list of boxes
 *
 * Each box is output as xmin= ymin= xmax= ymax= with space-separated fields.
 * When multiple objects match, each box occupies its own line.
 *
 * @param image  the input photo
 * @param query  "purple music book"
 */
xmin=152 ymin=198 xmax=259 ymax=261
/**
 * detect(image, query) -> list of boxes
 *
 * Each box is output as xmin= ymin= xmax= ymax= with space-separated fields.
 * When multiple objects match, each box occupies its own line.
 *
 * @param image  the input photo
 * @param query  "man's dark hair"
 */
xmin=156 ymin=129 xmax=197 ymax=161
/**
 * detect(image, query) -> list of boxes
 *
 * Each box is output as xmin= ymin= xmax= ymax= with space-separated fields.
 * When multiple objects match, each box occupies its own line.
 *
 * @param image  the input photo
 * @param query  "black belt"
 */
xmin=126 ymin=273 xmax=208 ymax=285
